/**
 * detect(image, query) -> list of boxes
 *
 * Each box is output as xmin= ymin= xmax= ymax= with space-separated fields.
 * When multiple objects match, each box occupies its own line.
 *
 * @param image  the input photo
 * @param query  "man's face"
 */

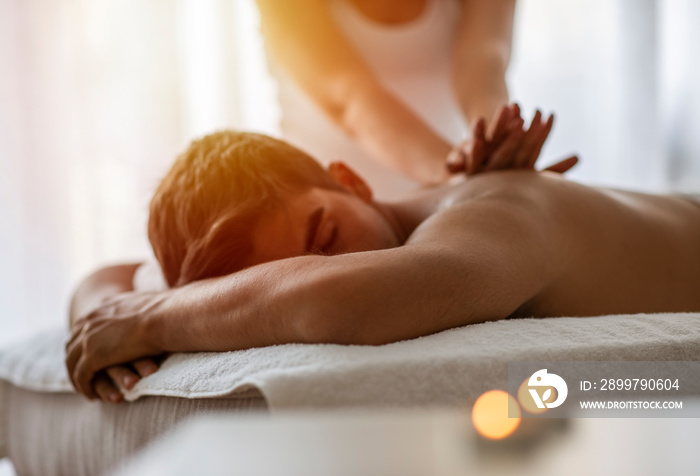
xmin=241 ymin=186 xmax=400 ymax=267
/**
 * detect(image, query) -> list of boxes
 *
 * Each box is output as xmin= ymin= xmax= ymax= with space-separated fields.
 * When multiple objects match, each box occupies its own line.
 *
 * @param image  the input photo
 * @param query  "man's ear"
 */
xmin=327 ymin=162 xmax=373 ymax=203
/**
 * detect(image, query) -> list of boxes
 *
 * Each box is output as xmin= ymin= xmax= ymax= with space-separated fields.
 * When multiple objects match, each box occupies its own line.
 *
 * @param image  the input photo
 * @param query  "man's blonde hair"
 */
xmin=148 ymin=131 xmax=343 ymax=287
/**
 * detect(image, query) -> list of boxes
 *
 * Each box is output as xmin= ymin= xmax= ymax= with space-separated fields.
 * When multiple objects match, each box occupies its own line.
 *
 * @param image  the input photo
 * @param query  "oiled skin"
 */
xmin=416 ymin=170 xmax=700 ymax=317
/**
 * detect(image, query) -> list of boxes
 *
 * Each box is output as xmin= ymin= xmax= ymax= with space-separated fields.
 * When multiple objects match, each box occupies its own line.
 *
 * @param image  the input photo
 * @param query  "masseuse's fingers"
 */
xmin=526 ymin=114 xmax=555 ymax=169
xmin=446 ymin=118 xmax=488 ymax=174
xmin=484 ymin=118 xmax=525 ymax=171
xmin=542 ymin=155 xmax=579 ymax=174
xmin=488 ymin=104 xmax=517 ymax=146
xmin=513 ymin=110 xmax=546 ymax=168
xmin=446 ymin=148 xmax=465 ymax=173
xmin=93 ymin=371 xmax=123 ymax=404
xmin=489 ymin=104 xmax=521 ymax=152
xmin=466 ymin=117 xmax=487 ymax=175
xmin=106 ymin=364 xmax=140 ymax=391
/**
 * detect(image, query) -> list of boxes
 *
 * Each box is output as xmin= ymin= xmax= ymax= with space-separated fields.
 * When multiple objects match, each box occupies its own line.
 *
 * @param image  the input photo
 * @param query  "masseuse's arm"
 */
xmin=256 ymin=0 xmax=452 ymax=185
xmin=452 ymin=0 xmax=515 ymax=127
xmin=67 ymin=193 xmax=560 ymax=398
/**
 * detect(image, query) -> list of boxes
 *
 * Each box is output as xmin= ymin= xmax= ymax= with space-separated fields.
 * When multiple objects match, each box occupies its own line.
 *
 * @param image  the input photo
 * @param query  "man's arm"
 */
xmin=154 ymin=204 xmax=552 ymax=349
xmin=68 ymin=262 xmax=165 ymax=402
xmin=67 ymin=188 xmax=561 ymax=397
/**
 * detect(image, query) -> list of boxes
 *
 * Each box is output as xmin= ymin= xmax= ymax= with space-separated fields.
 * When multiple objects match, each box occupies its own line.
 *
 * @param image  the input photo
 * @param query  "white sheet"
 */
xmin=1 ymin=313 xmax=699 ymax=413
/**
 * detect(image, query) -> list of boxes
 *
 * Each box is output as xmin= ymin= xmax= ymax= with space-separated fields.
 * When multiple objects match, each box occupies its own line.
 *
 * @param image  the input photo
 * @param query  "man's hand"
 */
xmin=447 ymin=103 xmax=578 ymax=176
xmin=67 ymin=262 xmax=166 ymax=402
xmin=99 ymin=358 xmax=161 ymax=403
xmin=65 ymin=291 xmax=168 ymax=402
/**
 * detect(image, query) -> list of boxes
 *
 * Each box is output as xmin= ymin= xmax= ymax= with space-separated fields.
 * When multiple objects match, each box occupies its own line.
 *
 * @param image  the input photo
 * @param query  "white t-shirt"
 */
xmin=268 ymin=0 xmax=466 ymax=200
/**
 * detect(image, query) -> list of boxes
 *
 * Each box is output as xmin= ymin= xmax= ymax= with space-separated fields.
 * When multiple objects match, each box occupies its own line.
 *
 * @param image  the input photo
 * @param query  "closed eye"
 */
xmin=305 ymin=207 xmax=324 ymax=253
xmin=319 ymin=225 xmax=338 ymax=255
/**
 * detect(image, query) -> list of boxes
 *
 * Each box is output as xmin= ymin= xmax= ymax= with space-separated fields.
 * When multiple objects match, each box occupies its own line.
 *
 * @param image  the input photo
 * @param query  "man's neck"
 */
xmin=375 ymin=181 xmax=459 ymax=244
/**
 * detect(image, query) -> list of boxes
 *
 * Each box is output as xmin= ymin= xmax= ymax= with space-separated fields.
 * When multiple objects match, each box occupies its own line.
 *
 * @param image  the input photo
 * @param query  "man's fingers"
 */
xmin=543 ymin=155 xmax=579 ymax=174
xmin=526 ymin=114 xmax=555 ymax=169
xmin=106 ymin=365 xmax=140 ymax=391
xmin=75 ymin=354 xmax=100 ymax=400
xmin=66 ymin=322 xmax=84 ymax=353
xmin=93 ymin=372 xmax=123 ymax=404
xmin=131 ymin=358 xmax=160 ymax=378
xmin=65 ymin=337 xmax=83 ymax=391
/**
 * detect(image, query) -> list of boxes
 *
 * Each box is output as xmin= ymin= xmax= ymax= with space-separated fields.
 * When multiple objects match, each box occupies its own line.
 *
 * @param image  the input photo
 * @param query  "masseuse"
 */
xmin=257 ymin=0 xmax=517 ymax=198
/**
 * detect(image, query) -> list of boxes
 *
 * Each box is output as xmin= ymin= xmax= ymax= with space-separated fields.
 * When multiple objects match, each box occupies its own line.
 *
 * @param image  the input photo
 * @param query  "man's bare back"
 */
xmin=415 ymin=171 xmax=700 ymax=317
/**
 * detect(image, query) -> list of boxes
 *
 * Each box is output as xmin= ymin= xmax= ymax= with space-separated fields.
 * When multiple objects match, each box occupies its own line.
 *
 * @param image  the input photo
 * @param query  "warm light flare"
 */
xmin=472 ymin=390 xmax=521 ymax=440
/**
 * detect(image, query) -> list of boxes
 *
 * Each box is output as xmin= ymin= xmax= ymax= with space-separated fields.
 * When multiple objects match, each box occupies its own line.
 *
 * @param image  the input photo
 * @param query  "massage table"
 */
xmin=1 ymin=311 xmax=699 ymax=475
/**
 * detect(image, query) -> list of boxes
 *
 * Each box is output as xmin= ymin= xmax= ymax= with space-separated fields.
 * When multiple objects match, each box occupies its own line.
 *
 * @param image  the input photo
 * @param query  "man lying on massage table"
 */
xmin=66 ymin=105 xmax=700 ymax=403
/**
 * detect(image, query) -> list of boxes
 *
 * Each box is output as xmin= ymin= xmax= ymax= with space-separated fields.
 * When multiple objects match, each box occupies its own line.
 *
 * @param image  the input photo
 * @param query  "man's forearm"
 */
xmin=147 ymin=255 xmax=332 ymax=353
xmin=146 ymin=245 xmax=496 ymax=353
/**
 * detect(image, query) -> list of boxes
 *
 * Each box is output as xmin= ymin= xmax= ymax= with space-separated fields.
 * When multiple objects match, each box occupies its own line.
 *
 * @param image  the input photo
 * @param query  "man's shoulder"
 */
xmin=399 ymin=171 xmax=585 ymax=249
xmin=405 ymin=174 xmax=546 ymax=242
xmin=438 ymin=170 xmax=571 ymax=211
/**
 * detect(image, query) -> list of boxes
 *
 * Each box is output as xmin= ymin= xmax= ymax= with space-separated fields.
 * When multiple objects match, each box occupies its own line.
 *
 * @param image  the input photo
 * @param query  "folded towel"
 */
xmin=1 ymin=313 xmax=699 ymax=411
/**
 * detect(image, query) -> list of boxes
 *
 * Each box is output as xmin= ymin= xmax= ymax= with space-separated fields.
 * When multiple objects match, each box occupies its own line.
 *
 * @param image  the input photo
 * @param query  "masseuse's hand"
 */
xmin=66 ymin=290 xmax=168 ymax=402
xmin=447 ymin=104 xmax=578 ymax=176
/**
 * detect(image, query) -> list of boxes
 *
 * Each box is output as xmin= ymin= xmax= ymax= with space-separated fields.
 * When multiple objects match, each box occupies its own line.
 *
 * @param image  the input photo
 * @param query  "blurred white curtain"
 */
xmin=511 ymin=0 xmax=700 ymax=192
xmin=0 ymin=0 xmax=277 ymax=344
xmin=659 ymin=0 xmax=700 ymax=191
xmin=0 ymin=0 xmax=699 ymax=344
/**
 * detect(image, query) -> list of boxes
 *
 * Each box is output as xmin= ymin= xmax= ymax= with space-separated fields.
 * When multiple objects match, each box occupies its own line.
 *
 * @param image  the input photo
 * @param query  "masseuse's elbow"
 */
xmin=322 ymin=74 xmax=382 ymax=137
xmin=452 ymin=47 xmax=508 ymax=92
xmin=454 ymin=41 xmax=510 ymax=73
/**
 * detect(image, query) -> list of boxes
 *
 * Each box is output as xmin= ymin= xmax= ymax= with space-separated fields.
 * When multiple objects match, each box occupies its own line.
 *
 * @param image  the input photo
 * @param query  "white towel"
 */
xmin=0 ymin=313 xmax=699 ymax=412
